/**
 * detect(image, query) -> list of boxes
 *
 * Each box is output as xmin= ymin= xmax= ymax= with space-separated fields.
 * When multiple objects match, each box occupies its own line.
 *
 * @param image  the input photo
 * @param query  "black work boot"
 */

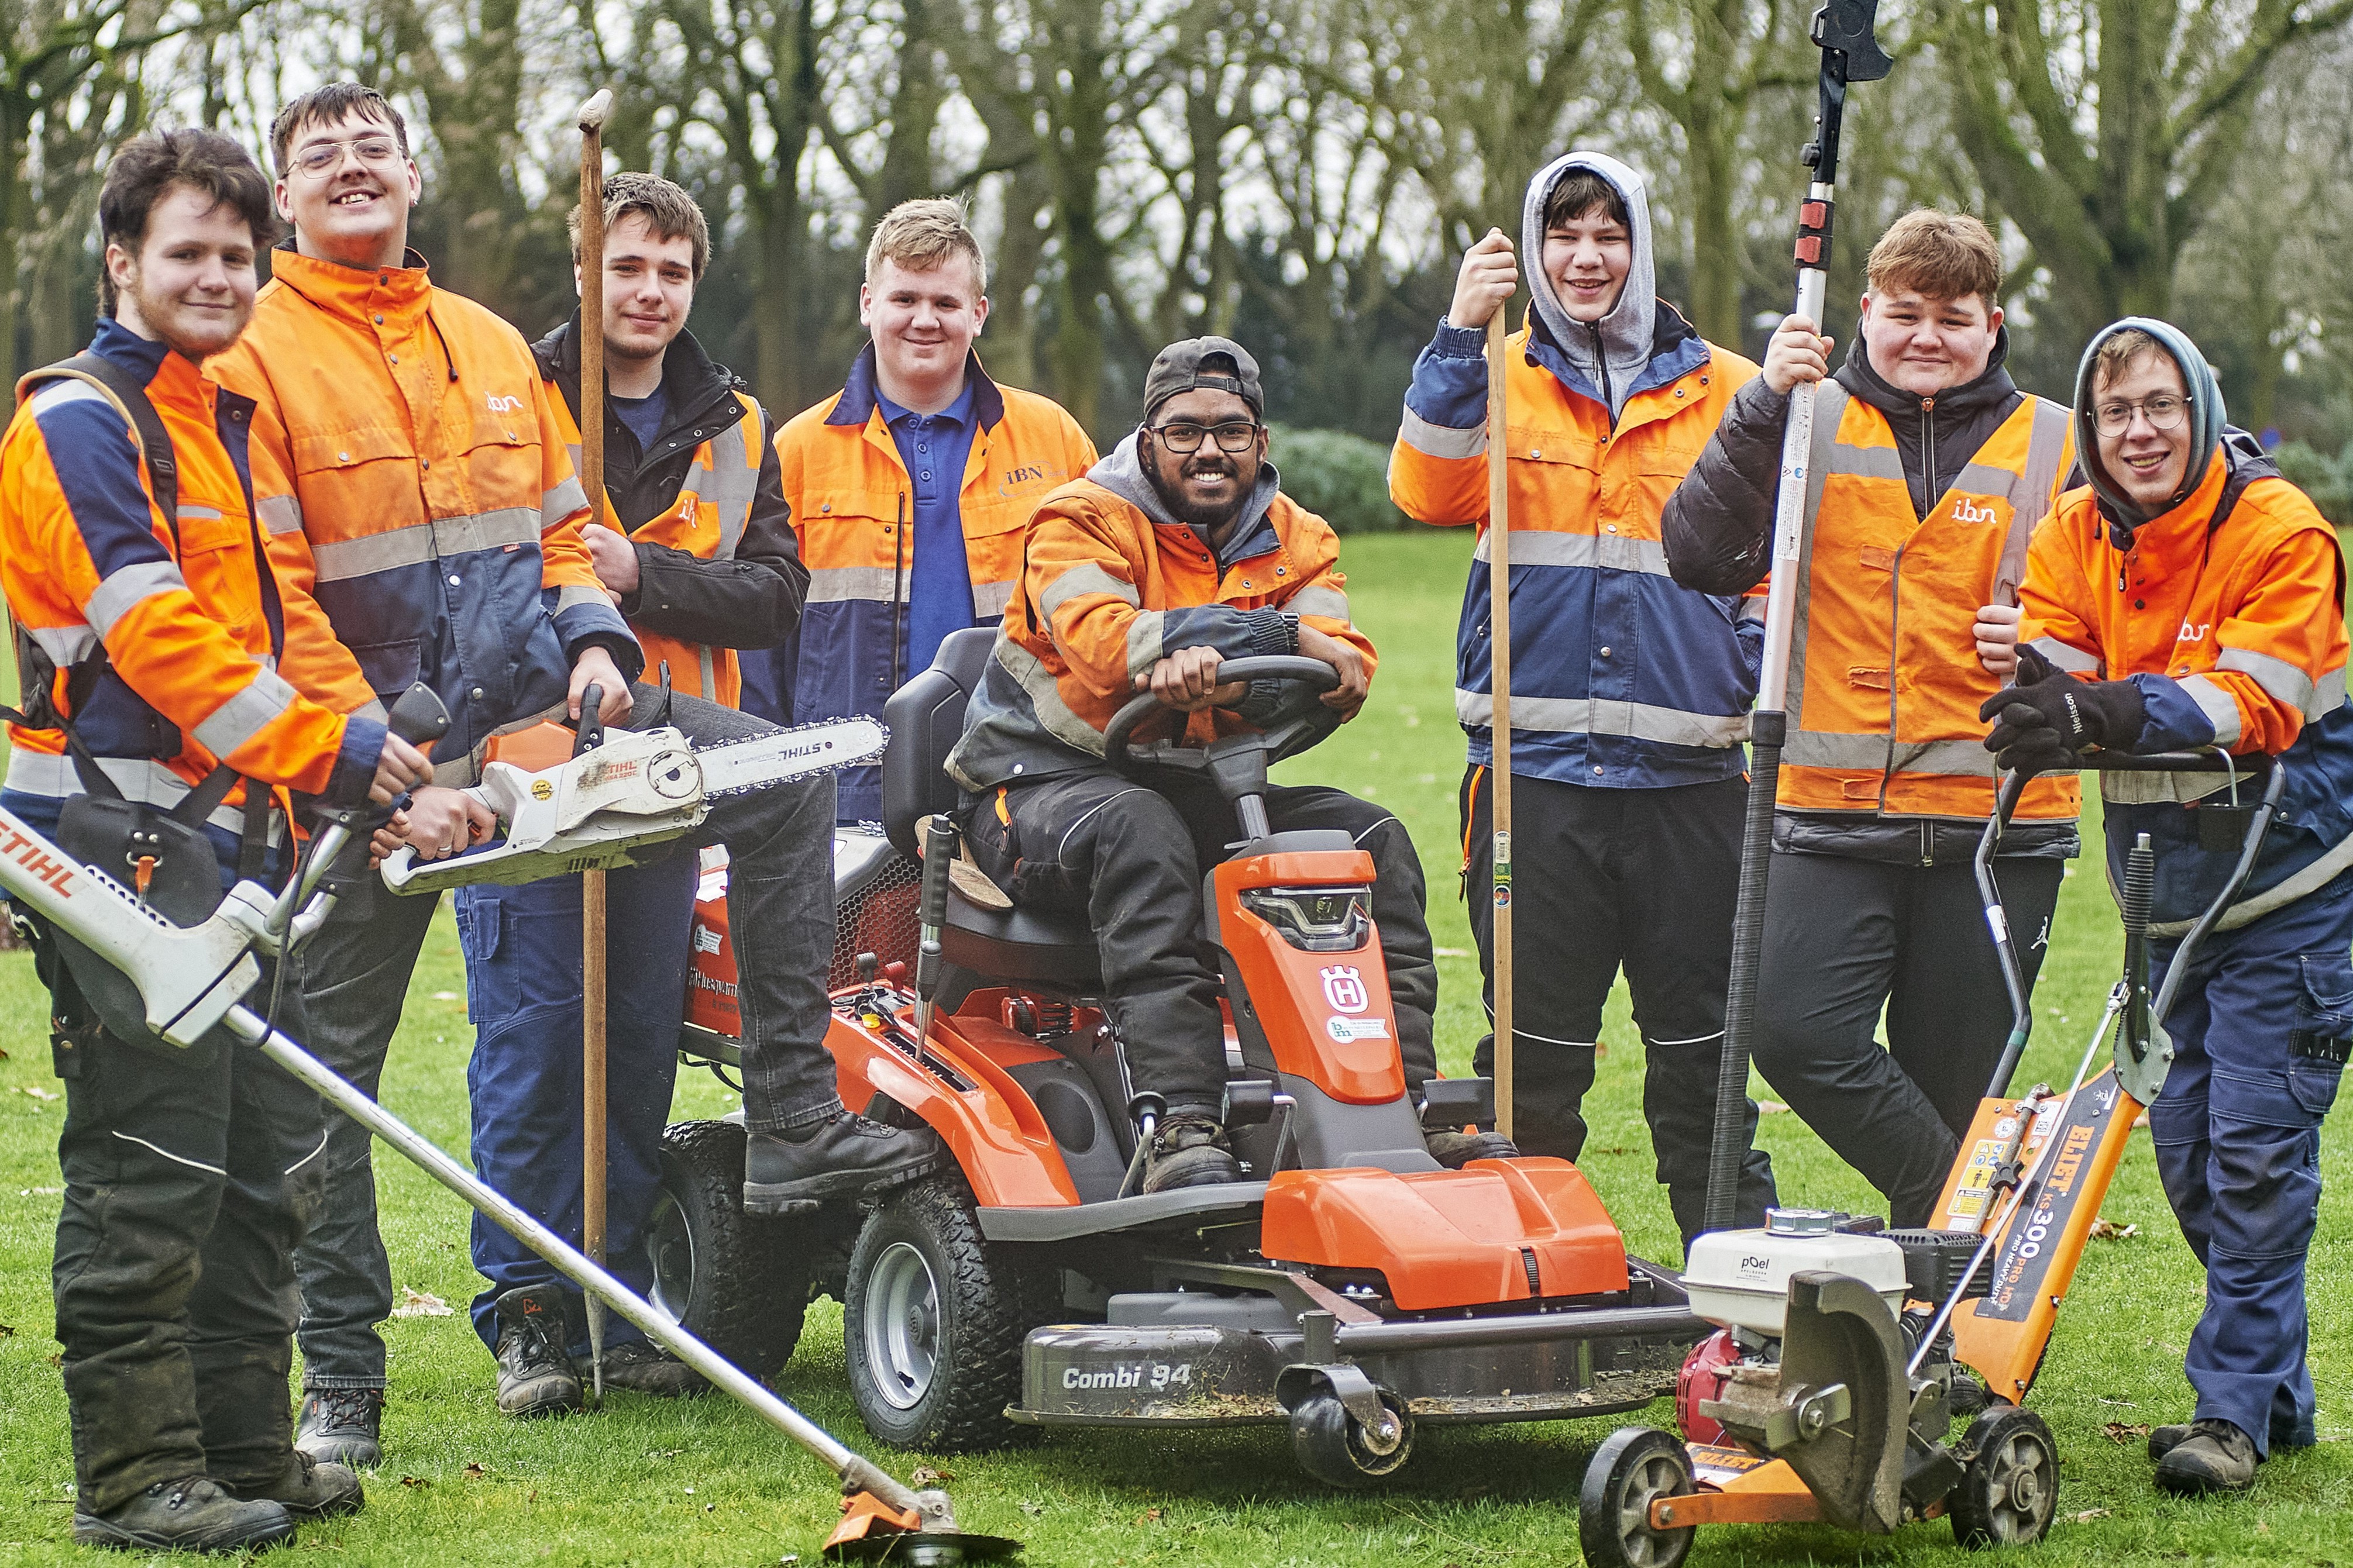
xmin=2151 ymin=1412 xmax=2312 ymax=1460
xmin=294 ymin=1387 xmax=383 ymax=1469
xmin=1143 ymin=1113 xmax=1244 ymax=1193
xmin=742 ymin=1109 xmax=945 ymax=1215
xmin=2154 ymin=1418 xmax=2261 ymax=1495
xmin=219 ymin=1450 xmax=365 ymax=1521
xmin=492 ymin=1286 xmax=583 ymax=1419
xmin=1425 ymin=1129 xmax=1520 ymax=1168
xmin=597 ymin=1340 xmax=708 ymax=1398
xmin=74 ymin=1475 xmax=296 ymax=1553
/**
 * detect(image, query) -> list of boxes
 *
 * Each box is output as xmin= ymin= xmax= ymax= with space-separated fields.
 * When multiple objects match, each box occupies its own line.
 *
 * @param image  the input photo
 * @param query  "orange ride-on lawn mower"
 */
xmin=1575 ymin=751 xmax=2282 ymax=1566
xmin=651 ymin=626 xmax=1711 ymax=1484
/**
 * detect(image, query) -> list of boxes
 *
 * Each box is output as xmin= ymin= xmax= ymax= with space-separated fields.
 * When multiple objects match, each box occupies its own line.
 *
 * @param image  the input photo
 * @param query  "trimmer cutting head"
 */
xmin=824 ymin=1488 xmax=1021 ymax=1563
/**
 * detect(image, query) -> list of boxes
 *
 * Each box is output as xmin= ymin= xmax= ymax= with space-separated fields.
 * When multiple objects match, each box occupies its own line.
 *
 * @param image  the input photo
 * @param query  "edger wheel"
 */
xmin=844 ymin=1176 xmax=1052 ymax=1451
xmin=1948 ymin=1405 xmax=2060 ymax=1549
xmin=1289 ymin=1386 xmax=1415 ymax=1487
xmin=647 ymin=1119 xmax=808 ymax=1379
xmin=1578 ymin=1426 xmax=1696 ymax=1568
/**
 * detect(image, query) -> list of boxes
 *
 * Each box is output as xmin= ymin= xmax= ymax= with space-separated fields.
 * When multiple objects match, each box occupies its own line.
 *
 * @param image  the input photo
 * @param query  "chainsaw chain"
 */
xmin=692 ymin=719 xmax=883 ymax=801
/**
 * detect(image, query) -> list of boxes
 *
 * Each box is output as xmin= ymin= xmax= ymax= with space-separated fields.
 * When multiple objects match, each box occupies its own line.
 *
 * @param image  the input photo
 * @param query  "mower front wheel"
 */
xmin=1948 ymin=1405 xmax=2059 ymax=1549
xmin=1578 ymin=1425 xmax=1696 ymax=1568
xmin=1289 ymin=1386 xmax=1414 ymax=1487
xmin=646 ymin=1119 xmax=809 ymax=1380
xmin=844 ymin=1175 xmax=1051 ymax=1451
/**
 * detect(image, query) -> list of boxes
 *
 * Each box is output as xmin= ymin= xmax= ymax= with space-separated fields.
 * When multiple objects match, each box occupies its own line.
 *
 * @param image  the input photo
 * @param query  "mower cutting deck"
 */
xmin=655 ymin=628 xmax=1709 ymax=1486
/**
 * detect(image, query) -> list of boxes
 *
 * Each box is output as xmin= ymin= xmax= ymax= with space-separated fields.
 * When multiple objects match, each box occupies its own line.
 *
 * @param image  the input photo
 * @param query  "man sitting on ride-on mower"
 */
xmin=945 ymin=336 xmax=1515 ymax=1193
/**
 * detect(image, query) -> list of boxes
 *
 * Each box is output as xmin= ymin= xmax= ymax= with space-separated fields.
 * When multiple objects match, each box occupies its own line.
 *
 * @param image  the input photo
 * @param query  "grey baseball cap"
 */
xmin=1141 ymin=336 xmax=1264 ymax=421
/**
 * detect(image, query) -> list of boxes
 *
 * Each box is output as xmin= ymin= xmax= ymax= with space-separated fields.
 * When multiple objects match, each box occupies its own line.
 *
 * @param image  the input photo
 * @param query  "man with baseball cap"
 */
xmin=947 ymin=337 xmax=1510 ymax=1192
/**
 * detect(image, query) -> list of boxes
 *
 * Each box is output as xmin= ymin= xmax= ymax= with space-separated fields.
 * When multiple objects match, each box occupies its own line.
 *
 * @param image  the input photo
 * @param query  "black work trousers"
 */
xmin=964 ymin=770 xmax=1437 ymax=1118
xmin=1753 ymin=847 xmax=2064 ymax=1228
xmin=1462 ymin=768 xmax=1776 ymax=1247
xmin=294 ymin=681 xmax=836 ymax=1388
xmin=49 ymin=974 xmax=324 ymax=1514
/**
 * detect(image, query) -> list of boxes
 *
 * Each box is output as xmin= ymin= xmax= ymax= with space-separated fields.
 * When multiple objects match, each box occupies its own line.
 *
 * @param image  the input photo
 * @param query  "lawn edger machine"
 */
xmin=654 ymin=626 xmax=1714 ymax=1486
xmin=1573 ymin=750 xmax=2280 ymax=1567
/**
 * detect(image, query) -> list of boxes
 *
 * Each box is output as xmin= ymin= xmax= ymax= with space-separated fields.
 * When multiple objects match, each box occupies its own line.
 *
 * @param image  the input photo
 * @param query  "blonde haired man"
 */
xmin=742 ymin=197 xmax=1096 ymax=822
xmin=1661 ymin=209 xmax=2076 ymax=1230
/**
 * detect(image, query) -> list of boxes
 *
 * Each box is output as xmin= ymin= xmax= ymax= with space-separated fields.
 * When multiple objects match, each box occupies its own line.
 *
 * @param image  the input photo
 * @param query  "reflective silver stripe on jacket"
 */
xmin=309 ymin=508 xmax=541 ymax=584
xmin=1039 ymin=563 xmax=1139 ymax=619
xmin=2 ymin=749 xmax=284 ymax=840
xmin=22 ymin=623 xmax=98 ymax=666
xmin=1781 ymin=729 xmax=2002 ymax=777
xmin=677 ymin=406 xmax=761 ymax=561
xmin=2216 ymin=645 xmax=2338 ymax=720
xmin=1395 ymin=402 xmax=1487 ymax=460
xmin=258 ymin=494 xmax=304 ymax=535
xmin=999 ymin=636 xmax=1107 ymax=757
xmin=807 ymin=565 xmax=900 ymax=604
xmin=1288 ymin=585 xmax=1350 ymax=622
xmin=2177 ymin=674 xmax=2244 ymax=747
xmin=1472 ymin=528 xmax=1673 ymax=577
xmin=542 ymin=477 xmax=589 ymax=526
xmin=1455 ymin=690 xmax=1750 ymax=750
xmin=85 ymin=560 xmax=188 ymax=636
xmin=972 ymin=579 xmax=1017 ymax=618
xmin=2026 ymin=636 xmax=2100 ymax=674
xmin=192 ymin=667 xmax=302 ymax=759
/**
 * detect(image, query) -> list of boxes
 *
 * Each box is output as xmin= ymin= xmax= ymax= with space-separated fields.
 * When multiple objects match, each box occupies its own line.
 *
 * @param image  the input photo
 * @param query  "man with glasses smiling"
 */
xmin=947 ymin=337 xmax=1506 ymax=1193
xmin=1997 ymin=319 xmax=2353 ymax=1497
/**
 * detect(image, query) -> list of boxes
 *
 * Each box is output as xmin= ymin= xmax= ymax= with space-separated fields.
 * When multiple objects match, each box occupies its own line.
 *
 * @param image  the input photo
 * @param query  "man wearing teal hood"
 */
xmin=1998 ymin=318 xmax=2353 ymax=1495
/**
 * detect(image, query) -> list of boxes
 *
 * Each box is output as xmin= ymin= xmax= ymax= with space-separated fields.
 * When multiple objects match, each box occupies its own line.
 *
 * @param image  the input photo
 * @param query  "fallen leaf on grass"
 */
xmin=910 ymin=1466 xmax=954 ymax=1484
xmin=1018 ymin=1502 xmax=1046 ymax=1518
xmin=0 ymin=1322 xmax=13 ymax=1339
xmin=391 ymin=1287 xmax=452 ymax=1318
xmin=2089 ymin=1218 xmax=2139 ymax=1240
xmin=463 ymin=1464 xmax=486 ymax=1479
xmin=20 ymin=1186 xmax=61 ymax=1195
xmin=2073 ymin=1508 xmax=2111 ymax=1522
xmin=400 ymin=1476 xmax=429 ymax=1488
xmin=2103 ymin=1423 xmax=2152 ymax=1443
xmin=1759 ymin=1101 xmax=1791 ymax=1114
xmin=11 ymin=1084 xmax=59 ymax=1100
xmin=1134 ymin=1508 xmax=1165 ymax=1524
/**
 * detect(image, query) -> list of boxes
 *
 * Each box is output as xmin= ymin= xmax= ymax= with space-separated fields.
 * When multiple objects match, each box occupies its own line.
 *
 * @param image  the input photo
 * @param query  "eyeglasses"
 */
xmin=2093 ymin=393 xmax=2188 ymax=436
xmin=290 ymin=136 xmax=405 ymax=179
xmin=1148 ymin=421 xmax=1261 ymax=454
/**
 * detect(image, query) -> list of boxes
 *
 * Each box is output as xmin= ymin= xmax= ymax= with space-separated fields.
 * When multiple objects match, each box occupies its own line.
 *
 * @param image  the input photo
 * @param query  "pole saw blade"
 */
xmin=1811 ymin=0 xmax=1893 ymax=82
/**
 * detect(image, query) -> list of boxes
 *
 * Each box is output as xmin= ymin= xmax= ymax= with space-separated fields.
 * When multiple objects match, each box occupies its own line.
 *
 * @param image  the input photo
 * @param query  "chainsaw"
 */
xmin=380 ymin=716 xmax=887 ymax=895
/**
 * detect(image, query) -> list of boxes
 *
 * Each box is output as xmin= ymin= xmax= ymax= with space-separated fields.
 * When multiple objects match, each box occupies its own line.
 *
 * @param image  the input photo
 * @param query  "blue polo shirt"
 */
xmin=877 ymin=378 xmax=979 ymax=681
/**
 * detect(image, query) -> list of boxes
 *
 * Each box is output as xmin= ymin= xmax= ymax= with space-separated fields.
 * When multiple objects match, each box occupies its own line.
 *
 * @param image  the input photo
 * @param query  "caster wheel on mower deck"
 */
xmin=646 ymin=1120 xmax=809 ymax=1380
xmin=1289 ymin=1387 xmax=1414 ymax=1487
xmin=1948 ymin=1405 xmax=2059 ymax=1549
xmin=1579 ymin=1426 xmax=1696 ymax=1568
xmin=845 ymin=1175 xmax=1054 ymax=1452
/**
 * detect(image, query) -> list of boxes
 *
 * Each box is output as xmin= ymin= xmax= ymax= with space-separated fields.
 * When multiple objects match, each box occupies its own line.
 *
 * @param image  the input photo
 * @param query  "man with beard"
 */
xmin=2 ymin=127 xmax=431 ymax=1552
xmin=207 ymin=84 xmax=935 ymax=1460
xmin=946 ymin=337 xmax=1511 ymax=1190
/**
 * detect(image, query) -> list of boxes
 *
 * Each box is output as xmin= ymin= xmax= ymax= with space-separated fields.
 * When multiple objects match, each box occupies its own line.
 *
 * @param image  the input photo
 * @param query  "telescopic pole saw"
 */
xmin=1701 ymin=2 xmax=1892 ymax=1233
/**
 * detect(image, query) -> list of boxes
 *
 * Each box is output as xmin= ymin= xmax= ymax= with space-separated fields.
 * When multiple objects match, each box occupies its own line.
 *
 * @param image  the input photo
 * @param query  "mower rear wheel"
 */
xmin=844 ymin=1175 xmax=1051 ymax=1451
xmin=1289 ymin=1387 xmax=1414 ymax=1487
xmin=647 ymin=1119 xmax=808 ymax=1379
xmin=1948 ymin=1405 xmax=2059 ymax=1549
xmin=1578 ymin=1426 xmax=1695 ymax=1568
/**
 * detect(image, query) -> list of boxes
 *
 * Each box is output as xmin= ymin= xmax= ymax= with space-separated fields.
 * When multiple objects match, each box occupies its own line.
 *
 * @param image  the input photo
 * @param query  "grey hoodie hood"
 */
xmin=2072 ymin=316 xmax=2228 ymax=541
xmin=1091 ymin=429 xmax=1280 ymax=560
xmin=1522 ymin=150 xmax=1656 ymax=419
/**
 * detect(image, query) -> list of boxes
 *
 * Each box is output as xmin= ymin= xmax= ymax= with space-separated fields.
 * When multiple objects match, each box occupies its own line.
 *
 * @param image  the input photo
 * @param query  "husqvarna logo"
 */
xmin=1320 ymin=965 xmax=1368 ymax=1014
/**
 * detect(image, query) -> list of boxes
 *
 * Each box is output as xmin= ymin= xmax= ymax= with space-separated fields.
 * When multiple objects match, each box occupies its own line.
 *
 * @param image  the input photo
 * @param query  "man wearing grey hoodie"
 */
xmin=1388 ymin=151 xmax=1778 ymax=1253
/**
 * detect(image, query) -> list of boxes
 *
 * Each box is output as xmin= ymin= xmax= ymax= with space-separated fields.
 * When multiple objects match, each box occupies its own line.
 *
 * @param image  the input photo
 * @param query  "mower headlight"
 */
xmin=1239 ymin=886 xmax=1371 ymax=952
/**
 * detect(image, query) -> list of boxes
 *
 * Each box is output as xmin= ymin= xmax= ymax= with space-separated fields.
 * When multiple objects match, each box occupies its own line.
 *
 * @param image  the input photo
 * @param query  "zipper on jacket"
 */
xmin=1917 ymin=395 xmax=1936 ymax=519
xmin=1590 ymin=322 xmax=1615 ymax=428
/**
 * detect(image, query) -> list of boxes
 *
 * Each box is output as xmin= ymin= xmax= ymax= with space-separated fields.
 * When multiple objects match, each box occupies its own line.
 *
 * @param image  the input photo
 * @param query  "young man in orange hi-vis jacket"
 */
xmin=1 ymin=129 xmax=431 ymax=1554
xmin=1661 ymin=210 xmax=2070 ymax=1229
xmin=947 ymin=337 xmax=1515 ymax=1193
xmin=1991 ymin=319 xmax=2353 ymax=1497
xmin=1388 ymin=150 xmax=1777 ymax=1253
xmin=208 ymin=84 xmax=931 ymax=1460
xmin=744 ymin=198 xmax=1095 ymax=821
xmin=423 ymin=173 xmax=809 ymax=1407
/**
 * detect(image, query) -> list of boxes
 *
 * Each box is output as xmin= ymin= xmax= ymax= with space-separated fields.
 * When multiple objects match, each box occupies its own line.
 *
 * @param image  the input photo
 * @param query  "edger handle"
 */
xmin=386 ymin=680 xmax=452 ymax=750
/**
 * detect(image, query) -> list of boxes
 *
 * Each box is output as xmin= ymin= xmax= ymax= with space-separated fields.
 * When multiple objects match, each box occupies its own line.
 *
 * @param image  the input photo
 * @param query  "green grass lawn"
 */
xmin=4 ymin=529 xmax=2349 ymax=1564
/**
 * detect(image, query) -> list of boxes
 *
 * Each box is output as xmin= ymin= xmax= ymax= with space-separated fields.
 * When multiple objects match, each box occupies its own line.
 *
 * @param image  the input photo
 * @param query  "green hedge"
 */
xmin=2272 ymin=439 xmax=2353 ymax=526
xmin=1268 ymin=422 xmax=1411 ymax=533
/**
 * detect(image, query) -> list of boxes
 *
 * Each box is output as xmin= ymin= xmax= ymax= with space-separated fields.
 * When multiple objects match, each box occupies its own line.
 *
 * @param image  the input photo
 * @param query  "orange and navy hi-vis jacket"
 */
xmin=1780 ymin=380 xmax=2079 ymax=825
xmin=207 ymin=247 xmax=638 ymax=779
xmin=2023 ymin=438 xmax=2353 ymax=923
xmin=946 ymin=437 xmax=1371 ymax=791
xmin=541 ymin=369 xmax=763 ymax=709
xmin=2 ymin=320 xmax=383 ymax=824
xmin=1388 ymin=308 xmax=1763 ymax=788
xmin=756 ymin=347 xmax=1094 ymax=811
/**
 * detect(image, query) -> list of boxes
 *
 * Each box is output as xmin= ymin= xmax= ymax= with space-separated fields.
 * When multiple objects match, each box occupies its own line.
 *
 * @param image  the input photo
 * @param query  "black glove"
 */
xmin=1978 ymin=645 xmax=2145 ymax=775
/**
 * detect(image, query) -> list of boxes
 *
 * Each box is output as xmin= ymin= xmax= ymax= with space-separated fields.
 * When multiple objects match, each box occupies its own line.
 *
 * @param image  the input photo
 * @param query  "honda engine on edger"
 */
xmin=1573 ymin=750 xmax=2278 ymax=1567
xmin=3 ymin=680 xmax=1022 ymax=1564
xmin=653 ymin=626 xmax=1713 ymax=1485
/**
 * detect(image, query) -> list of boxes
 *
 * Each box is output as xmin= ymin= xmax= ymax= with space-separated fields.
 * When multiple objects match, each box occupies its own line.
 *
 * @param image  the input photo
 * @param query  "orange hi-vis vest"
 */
xmin=1781 ymin=381 xmax=2079 ymax=822
xmin=545 ymin=384 xmax=763 ymax=707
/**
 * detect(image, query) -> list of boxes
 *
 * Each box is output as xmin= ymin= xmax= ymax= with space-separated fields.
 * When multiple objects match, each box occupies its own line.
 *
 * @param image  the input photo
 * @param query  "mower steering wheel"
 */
xmin=1100 ymin=654 xmax=1342 ymax=776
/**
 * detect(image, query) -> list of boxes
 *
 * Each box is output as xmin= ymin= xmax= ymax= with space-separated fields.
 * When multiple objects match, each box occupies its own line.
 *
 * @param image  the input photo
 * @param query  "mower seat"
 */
xmin=882 ymin=628 xmax=1102 ymax=990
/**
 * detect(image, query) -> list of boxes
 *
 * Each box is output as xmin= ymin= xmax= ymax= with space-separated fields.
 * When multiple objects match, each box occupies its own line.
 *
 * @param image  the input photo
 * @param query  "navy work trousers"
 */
xmin=453 ymin=849 xmax=697 ymax=1355
xmin=2148 ymin=870 xmax=2351 ymax=1456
